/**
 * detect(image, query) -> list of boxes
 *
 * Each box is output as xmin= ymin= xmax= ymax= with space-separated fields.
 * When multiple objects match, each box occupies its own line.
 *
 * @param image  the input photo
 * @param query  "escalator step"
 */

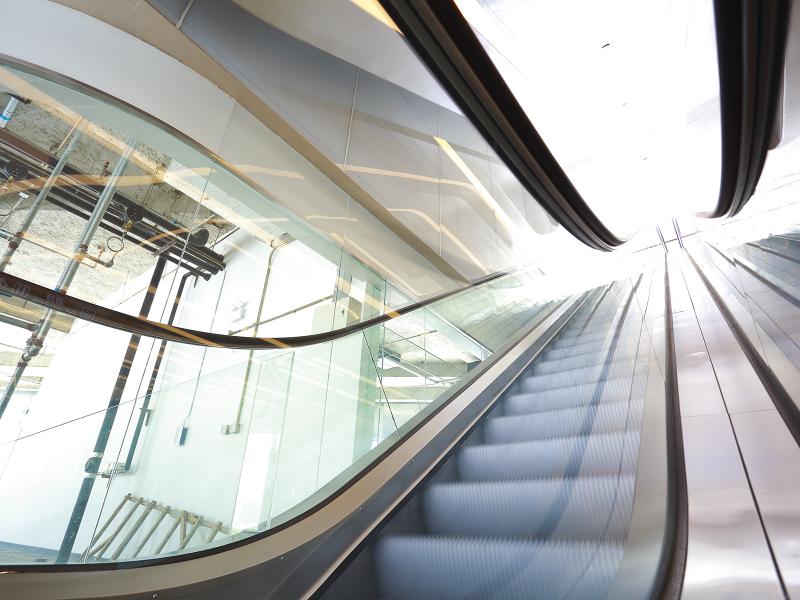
xmin=526 ymin=357 xmax=636 ymax=385
xmin=503 ymin=381 xmax=634 ymax=415
xmin=542 ymin=340 xmax=638 ymax=362
xmin=423 ymin=476 xmax=634 ymax=540
xmin=550 ymin=333 xmax=636 ymax=352
xmin=485 ymin=399 xmax=642 ymax=443
xmin=533 ymin=346 xmax=639 ymax=374
xmin=519 ymin=363 xmax=634 ymax=392
xmin=375 ymin=536 xmax=623 ymax=600
xmin=552 ymin=331 xmax=616 ymax=346
xmin=560 ymin=320 xmax=618 ymax=337
xmin=457 ymin=431 xmax=640 ymax=480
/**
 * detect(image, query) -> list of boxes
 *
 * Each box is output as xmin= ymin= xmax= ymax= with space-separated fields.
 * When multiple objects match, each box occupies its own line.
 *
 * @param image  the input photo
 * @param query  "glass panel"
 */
xmin=0 ymin=266 xmax=562 ymax=565
xmin=0 ymin=60 xmax=455 ymax=340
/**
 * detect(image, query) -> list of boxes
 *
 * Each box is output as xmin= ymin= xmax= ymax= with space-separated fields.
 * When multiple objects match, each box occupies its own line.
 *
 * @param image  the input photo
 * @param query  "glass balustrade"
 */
xmin=0 ymin=10 xmax=642 ymax=573
xmin=0 ymin=268 xmax=560 ymax=565
xmin=0 ymin=59 xmax=456 ymax=341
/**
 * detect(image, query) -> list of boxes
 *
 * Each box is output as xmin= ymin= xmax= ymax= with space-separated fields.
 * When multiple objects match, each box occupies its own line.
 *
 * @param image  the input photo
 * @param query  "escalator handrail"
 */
xmin=0 ymin=268 xmax=512 ymax=349
xmin=378 ymin=0 xmax=625 ymax=251
xmin=707 ymin=0 xmax=790 ymax=219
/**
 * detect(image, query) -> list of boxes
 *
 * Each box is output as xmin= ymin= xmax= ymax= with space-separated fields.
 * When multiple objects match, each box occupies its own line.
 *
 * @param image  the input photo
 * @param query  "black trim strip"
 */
xmin=0 ymin=268 xmax=510 ymax=349
xmin=653 ymin=255 xmax=689 ymax=599
xmin=709 ymin=0 xmax=790 ymax=218
xmin=378 ymin=0 xmax=624 ymax=251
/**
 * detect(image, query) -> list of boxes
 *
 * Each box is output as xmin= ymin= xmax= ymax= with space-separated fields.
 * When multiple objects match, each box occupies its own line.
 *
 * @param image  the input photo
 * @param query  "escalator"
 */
xmin=0 ymin=262 xmax=678 ymax=600
xmin=3 ymin=0 xmax=800 ymax=596
xmin=323 ymin=277 xmax=672 ymax=599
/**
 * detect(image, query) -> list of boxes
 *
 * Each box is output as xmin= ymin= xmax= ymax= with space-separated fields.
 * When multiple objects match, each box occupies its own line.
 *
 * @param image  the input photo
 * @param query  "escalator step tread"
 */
xmin=361 ymin=286 xmax=648 ymax=600
xmin=485 ymin=399 xmax=643 ymax=443
xmin=423 ymin=475 xmax=635 ymax=540
xmin=376 ymin=536 xmax=623 ymax=600
xmin=533 ymin=348 xmax=639 ymax=374
xmin=518 ymin=370 xmax=633 ymax=394
xmin=543 ymin=340 xmax=639 ymax=362
xmin=522 ymin=359 xmax=636 ymax=389
xmin=503 ymin=386 xmax=626 ymax=414
xmin=458 ymin=431 xmax=640 ymax=480
xmin=551 ymin=334 xmax=636 ymax=351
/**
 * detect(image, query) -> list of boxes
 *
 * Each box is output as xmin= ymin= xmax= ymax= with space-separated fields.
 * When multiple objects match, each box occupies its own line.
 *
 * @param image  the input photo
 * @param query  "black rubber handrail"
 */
xmin=0 ymin=268 xmax=512 ymax=350
xmin=653 ymin=255 xmax=689 ymax=599
xmin=708 ymin=0 xmax=790 ymax=218
xmin=378 ymin=0 xmax=624 ymax=251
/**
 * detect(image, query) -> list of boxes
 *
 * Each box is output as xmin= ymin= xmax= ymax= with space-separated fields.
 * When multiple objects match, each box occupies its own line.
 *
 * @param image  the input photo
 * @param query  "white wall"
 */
xmin=163 ymin=0 xmax=561 ymax=279
xmin=0 ymin=0 xmax=457 ymax=300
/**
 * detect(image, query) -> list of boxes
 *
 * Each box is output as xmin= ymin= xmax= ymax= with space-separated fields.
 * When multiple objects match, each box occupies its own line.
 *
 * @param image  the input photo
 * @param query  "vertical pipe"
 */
xmin=0 ymin=96 xmax=19 ymax=129
xmin=0 ymin=138 xmax=136 ymax=420
xmin=123 ymin=270 xmax=196 ymax=471
xmin=56 ymin=255 xmax=166 ymax=563
xmin=53 ymin=139 xmax=137 ymax=296
xmin=228 ymin=235 xmax=294 ymax=433
xmin=0 ymin=118 xmax=87 ymax=272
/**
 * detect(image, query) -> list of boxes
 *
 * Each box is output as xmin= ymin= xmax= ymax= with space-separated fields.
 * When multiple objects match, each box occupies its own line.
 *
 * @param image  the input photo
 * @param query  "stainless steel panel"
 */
xmin=679 ymin=255 xmax=775 ymax=414
xmin=608 ymin=352 xmax=668 ymax=600
xmin=672 ymin=309 xmax=727 ymax=417
xmin=667 ymin=253 xmax=693 ymax=314
xmin=681 ymin=413 xmax=784 ymax=599
xmin=732 ymin=410 xmax=800 ymax=596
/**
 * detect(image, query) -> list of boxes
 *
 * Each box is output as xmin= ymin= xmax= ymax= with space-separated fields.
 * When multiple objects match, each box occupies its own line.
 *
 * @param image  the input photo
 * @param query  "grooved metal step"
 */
xmin=457 ymin=431 xmax=641 ymax=480
xmin=485 ymin=399 xmax=641 ymax=443
xmin=376 ymin=536 xmax=624 ymax=600
xmin=423 ymin=475 xmax=635 ymax=540
xmin=503 ymin=379 xmax=635 ymax=415
xmin=533 ymin=346 xmax=639 ymax=374
xmin=522 ymin=357 xmax=636 ymax=388
xmin=542 ymin=340 xmax=639 ymax=362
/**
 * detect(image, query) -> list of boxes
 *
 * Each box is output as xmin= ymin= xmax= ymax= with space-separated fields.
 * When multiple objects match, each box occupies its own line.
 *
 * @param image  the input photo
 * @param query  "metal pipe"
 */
xmin=32 ymin=191 xmax=211 ymax=278
xmin=123 ymin=269 xmax=196 ymax=471
xmin=0 ymin=96 xmax=19 ymax=129
xmin=227 ymin=294 xmax=331 ymax=335
xmin=52 ymin=139 xmax=137 ymax=296
xmin=0 ymin=312 xmax=36 ymax=330
xmin=57 ymin=254 xmax=165 ymax=563
xmin=224 ymin=234 xmax=294 ymax=434
xmin=0 ymin=138 xmax=135 ymax=420
xmin=0 ymin=118 xmax=87 ymax=272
